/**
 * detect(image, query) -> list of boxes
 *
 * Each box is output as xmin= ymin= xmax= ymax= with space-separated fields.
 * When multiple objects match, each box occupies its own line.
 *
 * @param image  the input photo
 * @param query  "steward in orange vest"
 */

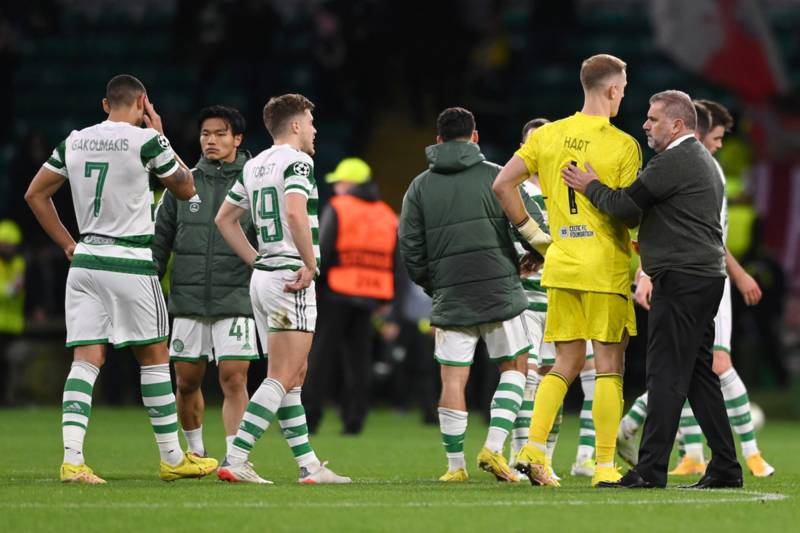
xmin=305 ymin=158 xmax=400 ymax=434
xmin=318 ymin=159 xmax=399 ymax=307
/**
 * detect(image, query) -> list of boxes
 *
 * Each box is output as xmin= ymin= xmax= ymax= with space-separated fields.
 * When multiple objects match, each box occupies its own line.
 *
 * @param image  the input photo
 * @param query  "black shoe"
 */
xmin=596 ymin=469 xmax=658 ymax=489
xmin=680 ymin=475 xmax=743 ymax=489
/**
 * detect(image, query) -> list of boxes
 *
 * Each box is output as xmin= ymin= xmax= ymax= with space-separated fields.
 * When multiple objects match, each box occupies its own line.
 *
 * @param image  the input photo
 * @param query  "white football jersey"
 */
xmin=225 ymin=144 xmax=319 ymax=271
xmin=43 ymin=120 xmax=177 ymax=274
xmin=518 ymin=180 xmax=547 ymax=308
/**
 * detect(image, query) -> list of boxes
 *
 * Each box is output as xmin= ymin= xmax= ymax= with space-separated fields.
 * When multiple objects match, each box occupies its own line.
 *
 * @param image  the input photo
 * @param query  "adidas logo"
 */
xmin=282 ymin=428 xmax=299 ymax=439
xmin=64 ymin=402 xmax=84 ymax=413
xmin=147 ymin=408 xmax=162 ymax=417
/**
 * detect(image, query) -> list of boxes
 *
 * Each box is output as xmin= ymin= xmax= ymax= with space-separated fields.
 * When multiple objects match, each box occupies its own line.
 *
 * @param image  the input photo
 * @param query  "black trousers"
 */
xmin=303 ymin=297 xmax=373 ymax=434
xmin=635 ymin=271 xmax=742 ymax=486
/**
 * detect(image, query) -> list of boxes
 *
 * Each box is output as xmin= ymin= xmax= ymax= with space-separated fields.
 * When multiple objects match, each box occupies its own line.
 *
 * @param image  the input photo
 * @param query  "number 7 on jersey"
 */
xmin=84 ymin=161 xmax=109 ymax=217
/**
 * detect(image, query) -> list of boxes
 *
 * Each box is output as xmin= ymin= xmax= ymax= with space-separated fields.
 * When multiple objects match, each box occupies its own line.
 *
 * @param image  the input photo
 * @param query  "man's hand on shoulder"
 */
xmin=561 ymin=162 xmax=600 ymax=194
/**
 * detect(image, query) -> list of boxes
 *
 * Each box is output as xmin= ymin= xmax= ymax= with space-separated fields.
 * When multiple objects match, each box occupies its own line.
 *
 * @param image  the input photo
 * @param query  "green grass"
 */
xmin=0 ymin=407 xmax=797 ymax=532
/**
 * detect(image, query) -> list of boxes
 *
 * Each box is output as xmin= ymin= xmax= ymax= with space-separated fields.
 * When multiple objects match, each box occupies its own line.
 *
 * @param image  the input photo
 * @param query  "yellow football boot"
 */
xmin=668 ymin=456 xmax=706 ymax=476
xmin=746 ymin=453 xmax=775 ymax=477
xmin=160 ymin=452 xmax=218 ymax=481
xmin=438 ymin=468 xmax=469 ymax=482
xmin=477 ymin=447 xmax=521 ymax=482
xmin=515 ymin=444 xmax=559 ymax=487
xmin=592 ymin=465 xmax=622 ymax=487
xmin=60 ymin=463 xmax=106 ymax=484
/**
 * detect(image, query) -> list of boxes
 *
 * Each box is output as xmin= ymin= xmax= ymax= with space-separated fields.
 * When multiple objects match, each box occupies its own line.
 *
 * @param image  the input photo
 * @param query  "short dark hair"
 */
xmin=650 ymin=90 xmax=697 ymax=130
xmin=198 ymin=105 xmax=246 ymax=137
xmin=693 ymin=102 xmax=712 ymax=138
xmin=262 ymin=94 xmax=314 ymax=138
xmin=106 ymin=74 xmax=145 ymax=108
xmin=580 ymin=54 xmax=626 ymax=92
xmin=522 ymin=118 xmax=550 ymax=143
xmin=437 ymin=107 xmax=475 ymax=141
xmin=695 ymin=99 xmax=734 ymax=132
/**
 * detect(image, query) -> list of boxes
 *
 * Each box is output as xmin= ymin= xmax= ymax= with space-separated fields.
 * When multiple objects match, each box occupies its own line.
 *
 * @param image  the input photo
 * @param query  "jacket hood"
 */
xmin=195 ymin=151 xmax=249 ymax=177
xmin=425 ymin=142 xmax=485 ymax=174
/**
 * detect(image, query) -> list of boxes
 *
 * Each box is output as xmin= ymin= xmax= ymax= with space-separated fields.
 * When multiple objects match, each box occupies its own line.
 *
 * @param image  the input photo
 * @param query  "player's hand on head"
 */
xmin=561 ymin=161 xmax=599 ymax=194
xmin=634 ymin=275 xmax=653 ymax=310
xmin=736 ymin=273 xmax=762 ymax=306
xmin=143 ymin=95 xmax=164 ymax=134
xmin=284 ymin=266 xmax=314 ymax=293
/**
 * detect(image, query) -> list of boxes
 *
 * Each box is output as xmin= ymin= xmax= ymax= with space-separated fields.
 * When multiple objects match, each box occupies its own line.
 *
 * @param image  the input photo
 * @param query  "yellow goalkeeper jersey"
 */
xmin=515 ymin=112 xmax=642 ymax=295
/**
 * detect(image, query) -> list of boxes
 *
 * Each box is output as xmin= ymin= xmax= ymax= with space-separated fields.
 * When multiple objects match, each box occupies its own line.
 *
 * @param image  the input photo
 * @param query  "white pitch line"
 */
xmin=0 ymin=491 xmax=787 ymax=509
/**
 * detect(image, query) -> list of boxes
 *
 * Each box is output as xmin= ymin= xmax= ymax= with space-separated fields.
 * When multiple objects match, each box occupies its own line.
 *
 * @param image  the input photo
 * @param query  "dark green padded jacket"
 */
xmin=399 ymin=141 xmax=544 ymax=328
xmin=152 ymin=152 xmax=257 ymax=318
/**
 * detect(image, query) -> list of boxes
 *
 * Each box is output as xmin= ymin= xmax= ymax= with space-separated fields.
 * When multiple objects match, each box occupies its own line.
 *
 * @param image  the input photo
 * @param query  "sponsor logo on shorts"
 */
xmin=172 ymin=339 xmax=185 ymax=352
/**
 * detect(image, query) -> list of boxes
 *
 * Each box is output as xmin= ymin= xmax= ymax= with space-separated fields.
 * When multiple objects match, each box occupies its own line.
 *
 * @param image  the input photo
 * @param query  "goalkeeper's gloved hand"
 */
xmin=516 ymin=216 xmax=551 ymax=256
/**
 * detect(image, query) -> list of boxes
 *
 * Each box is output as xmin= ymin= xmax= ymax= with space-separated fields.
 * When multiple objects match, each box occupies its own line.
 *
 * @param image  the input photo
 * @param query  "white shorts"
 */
xmin=65 ymin=268 xmax=168 ymax=348
xmin=250 ymin=269 xmax=317 ymax=350
xmin=524 ymin=310 xmax=593 ymax=367
xmin=169 ymin=316 xmax=259 ymax=364
xmin=713 ymin=277 xmax=732 ymax=352
xmin=434 ymin=314 xmax=531 ymax=366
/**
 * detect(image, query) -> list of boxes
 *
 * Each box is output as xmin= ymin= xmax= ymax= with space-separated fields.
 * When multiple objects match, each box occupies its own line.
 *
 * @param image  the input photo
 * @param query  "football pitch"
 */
xmin=1 ymin=408 xmax=796 ymax=532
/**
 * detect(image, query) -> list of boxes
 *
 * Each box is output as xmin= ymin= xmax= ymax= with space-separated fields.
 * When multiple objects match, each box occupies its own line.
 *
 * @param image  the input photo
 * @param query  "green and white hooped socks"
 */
xmin=719 ymin=368 xmax=760 ymax=457
xmin=576 ymin=369 xmax=596 ymax=462
xmin=141 ymin=364 xmax=183 ymax=466
xmin=228 ymin=378 xmax=286 ymax=464
xmin=278 ymin=387 xmax=320 ymax=469
xmin=511 ymin=370 xmax=540 ymax=456
xmin=62 ymin=361 xmax=100 ymax=465
xmin=439 ymin=407 xmax=468 ymax=471
xmin=485 ymin=370 xmax=526 ymax=453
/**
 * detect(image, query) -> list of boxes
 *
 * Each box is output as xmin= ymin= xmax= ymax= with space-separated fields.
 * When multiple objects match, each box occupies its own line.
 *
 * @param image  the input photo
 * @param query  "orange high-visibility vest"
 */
xmin=328 ymin=194 xmax=398 ymax=300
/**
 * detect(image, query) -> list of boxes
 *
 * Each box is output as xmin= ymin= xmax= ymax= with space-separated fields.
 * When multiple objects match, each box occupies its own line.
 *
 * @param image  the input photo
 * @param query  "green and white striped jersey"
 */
xmin=225 ymin=144 xmax=319 ymax=272
xmin=43 ymin=120 xmax=178 ymax=275
xmin=518 ymin=180 xmax=548 ymax=311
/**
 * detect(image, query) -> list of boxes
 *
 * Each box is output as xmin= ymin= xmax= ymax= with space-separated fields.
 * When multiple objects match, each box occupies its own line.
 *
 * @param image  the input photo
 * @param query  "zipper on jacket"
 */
xmin=203 ymin=164 xmax=222 ymax=315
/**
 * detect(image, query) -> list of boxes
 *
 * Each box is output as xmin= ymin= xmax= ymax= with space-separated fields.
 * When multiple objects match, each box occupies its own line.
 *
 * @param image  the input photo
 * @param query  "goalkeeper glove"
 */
xmin=516 ymin=216 xmax=551 ymax=256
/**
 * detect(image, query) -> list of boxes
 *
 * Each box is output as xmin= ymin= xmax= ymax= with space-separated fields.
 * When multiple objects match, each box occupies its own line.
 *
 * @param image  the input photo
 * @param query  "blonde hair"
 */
xmin=580 ymin=54 xmax=626 ymax=92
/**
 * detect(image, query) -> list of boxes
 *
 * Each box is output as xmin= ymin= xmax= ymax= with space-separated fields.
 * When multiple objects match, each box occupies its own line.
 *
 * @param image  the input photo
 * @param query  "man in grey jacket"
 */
xmin=153 ymin=106 xmax=258 ymax=460
xmin=562 ymin=90 xmax=742 ymax=489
